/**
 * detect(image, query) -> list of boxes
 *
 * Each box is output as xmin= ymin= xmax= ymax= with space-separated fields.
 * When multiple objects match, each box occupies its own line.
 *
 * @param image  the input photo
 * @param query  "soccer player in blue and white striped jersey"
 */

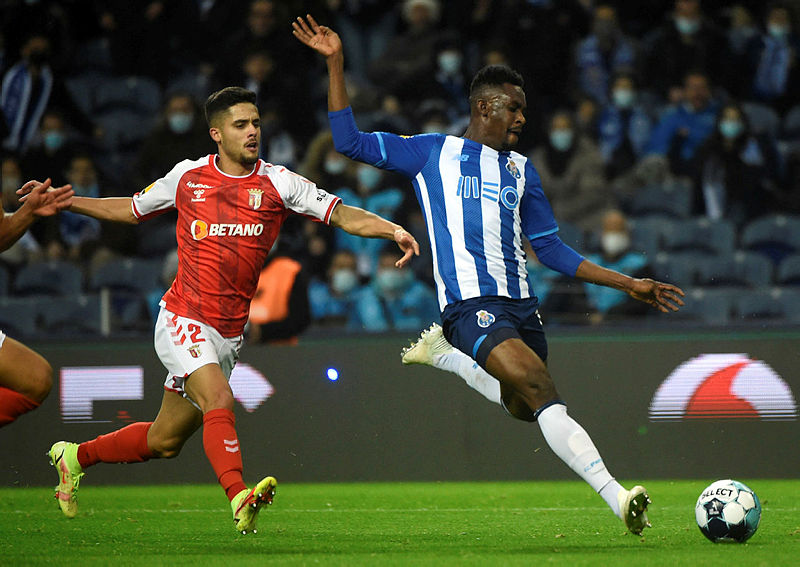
xmin=294 ymin=14 xmax=684 ymax=535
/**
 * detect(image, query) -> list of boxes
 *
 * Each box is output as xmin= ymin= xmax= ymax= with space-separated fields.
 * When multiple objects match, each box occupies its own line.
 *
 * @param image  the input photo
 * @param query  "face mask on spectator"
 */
xmin=375 ymin=268 xmax=410 ymax=295
xmin=331 ymin=268 xmax=358 ymax=294
xmin=357 ymin=166 xmax=382 ymax=191
xmin=168 ymin=112 xmax=194 ymax=135
xmin=719 ymin=119 xmax=744 ymax=139
xmin=437 ymin=51 xmax=462 ymax=75
xmin=601 ymin=232 xmax=630 ymax=257
xmin=43 ymin=131 xmax=65 ymax=151
xmin=768 ymin=24 xmax=790 ymax=40
xmin=612 ymin=88 xmax=635 ymax=109
xmin=675 ymin=17 xmax=700 ymax=35
xmin=549 ymin=129 xmax=574 ymax=151
xmin=324 ymin=158 xmax=347 ymax=176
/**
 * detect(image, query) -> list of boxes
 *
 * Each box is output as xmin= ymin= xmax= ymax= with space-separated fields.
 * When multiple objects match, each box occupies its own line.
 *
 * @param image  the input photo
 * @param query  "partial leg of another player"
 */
xmin=0 ymin=334 xmax=53 ymax=427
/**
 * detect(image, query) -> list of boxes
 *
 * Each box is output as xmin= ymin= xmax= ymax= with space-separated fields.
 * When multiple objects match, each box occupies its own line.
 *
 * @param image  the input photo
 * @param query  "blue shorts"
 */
xmin=440 ymin=296 xmax=548 ymax=369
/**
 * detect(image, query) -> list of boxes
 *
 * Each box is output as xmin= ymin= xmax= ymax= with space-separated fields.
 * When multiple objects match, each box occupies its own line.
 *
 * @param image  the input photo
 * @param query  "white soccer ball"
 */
xmin=695 ymin=479 xmax=761 ymax=543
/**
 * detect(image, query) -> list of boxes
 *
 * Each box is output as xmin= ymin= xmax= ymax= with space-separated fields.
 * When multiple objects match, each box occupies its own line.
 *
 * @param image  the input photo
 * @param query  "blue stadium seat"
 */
xmin=556 ymin=220 xmax=585 ymax=253
xmin=742 ymin=102 xmax=781 ymax=138
xmin=13 ymin=260 xmax=83 ymax=296
xmin=0 ymin=296 xmax=40 ymax=337
xmin=740 ymin=214 xmax=800 ymax=265
xmin=39 ymin=294 xmax=103 ymax=336
xmin=663 ymin=218 xmax=735 ymax=255
xmin=89 ymin=258 xmax=162 ymax=293
xmin=630 ymin=216 xmax=677 ymax=257
xmin=95 ymin=108 xmax=155 ymax=153
xmin=673 ymin=287 xmax=731 ymax=326
xmin=94 ymin=75 xmax=162 ymax=115
xmin=629 ymin=181 xmax=693 ymax=219
xmin=731 ymin=287 xmax=795 ymax=323
xmin=776 ymin=253 xmax=800 ymax=285
xmin=695 ymin=251 xmax=774 ymax=287
xmin=650 ymin=251 xmax=710 ymax=288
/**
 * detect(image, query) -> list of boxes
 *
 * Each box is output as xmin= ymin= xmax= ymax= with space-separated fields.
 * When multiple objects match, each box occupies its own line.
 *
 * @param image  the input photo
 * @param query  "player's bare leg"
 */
xmin=0 ymin=336 xmax=52 ymax=426
xmin=183 ymin=363 xmax=276 ymax=534
xmin=485 ymin=338 xmax=650 ymax=534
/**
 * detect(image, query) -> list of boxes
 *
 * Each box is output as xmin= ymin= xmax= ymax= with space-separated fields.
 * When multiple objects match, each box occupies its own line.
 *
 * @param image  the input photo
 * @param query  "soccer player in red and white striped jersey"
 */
xmin=43 ymin=87 xmax=419 ymax=533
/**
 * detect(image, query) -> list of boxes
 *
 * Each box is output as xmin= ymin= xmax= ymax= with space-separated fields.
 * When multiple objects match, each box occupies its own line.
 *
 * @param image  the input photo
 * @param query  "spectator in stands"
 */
xmin=20 ymin=110 xmax=76 ymax=186
xmin=574 ymin=4 xmax=639 ymax=105
xmin=691 ymin=102 xmax=783 ymax=226
xmin=308 ymin=249 xmax=366 ymax=328
xmin=529 ymin=109 xmax=610 ymax=233
xmin=645 ymin=70 xmax=720 ymax=178
xmin=598 ymin=73 xmax=655 ymax=181
xmin=1 ymin=35 xmax=55 ymax=153
xmin=336 ymin=163 xmax=405 ymax=275
xmin=367 ymin=0 xmax=447 ymax=101
xmin=354 ymin=246 xmax=440 ymax=332
xmin=57 ymin=154 xmax=103 ymax=262
xmin=220 ymin=1 xmax=305 ymax=87
xmin=325 ymin=0 xmax=399 ymax=83
xmin=133 ymin=92 xmax=216 ymax=189
xmin=584 ymin=209 xmax=650 ymax=323
xmin=413 ymin=35 xmax=471 ymax=121
xmin=247 ymin=241 xmax=311 ymax=344
xmin=0 ymin=154 xmax=43 ymax=267
xmin=146 ymin=248 xmax=179 ymax=324
xmin=748 ymin=3 xmax=800 ymax=115
xmin=643 ymin=0 xmax=729 ymax=102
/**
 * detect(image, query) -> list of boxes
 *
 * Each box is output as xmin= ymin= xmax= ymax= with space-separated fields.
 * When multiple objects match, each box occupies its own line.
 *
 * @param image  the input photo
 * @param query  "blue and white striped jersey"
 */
xmin=330 ymin=108 xmax=562 ymax=311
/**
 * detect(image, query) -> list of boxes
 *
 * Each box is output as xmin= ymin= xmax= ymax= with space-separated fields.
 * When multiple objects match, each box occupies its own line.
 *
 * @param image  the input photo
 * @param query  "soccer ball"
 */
xmin=695 ymin=479 xmax=761 ymax=543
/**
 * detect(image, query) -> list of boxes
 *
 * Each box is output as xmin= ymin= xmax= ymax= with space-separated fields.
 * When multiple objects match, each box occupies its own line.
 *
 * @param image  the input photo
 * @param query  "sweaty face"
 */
xmin=483 ymin=83 xmax=527 ymax=151
xmin=215 ymin=103 xmax=261 ymax=167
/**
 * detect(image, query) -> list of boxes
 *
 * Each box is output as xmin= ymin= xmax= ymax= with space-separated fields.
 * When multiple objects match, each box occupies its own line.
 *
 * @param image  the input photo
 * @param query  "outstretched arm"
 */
xmin=18 ymin=182 xmax=138 ymax=224
xmin=575 ymin=259 xmax=685 ymax=313
xmin=292 ymin=14 xmax=349 ymax=112
xmin=1 ymin=179 xmax=73 ymax=251
xmin=330 ymin=203 xmax=420 ymax=268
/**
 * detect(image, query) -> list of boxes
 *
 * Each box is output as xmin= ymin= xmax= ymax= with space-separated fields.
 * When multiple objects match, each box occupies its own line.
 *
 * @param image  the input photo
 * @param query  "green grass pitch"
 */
xmin=1 ymin=480 xmax=797 ymax=566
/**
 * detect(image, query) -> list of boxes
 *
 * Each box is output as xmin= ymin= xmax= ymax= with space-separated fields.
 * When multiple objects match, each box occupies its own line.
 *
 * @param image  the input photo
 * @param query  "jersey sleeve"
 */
xmin=520 ymin=162 xmax=559 ymax=240
xmin=131 ymin=159 xmax=191 ymax=220
xmin=269 ymin=166 xmax=341 ymax=224
xmin=328 ymin=106 xmax=432 ymax=178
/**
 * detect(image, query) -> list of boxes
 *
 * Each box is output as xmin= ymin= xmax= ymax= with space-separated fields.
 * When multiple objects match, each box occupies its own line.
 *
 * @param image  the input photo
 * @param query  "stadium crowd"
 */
xmin=1 ymin=0 xmax=800 ymax=338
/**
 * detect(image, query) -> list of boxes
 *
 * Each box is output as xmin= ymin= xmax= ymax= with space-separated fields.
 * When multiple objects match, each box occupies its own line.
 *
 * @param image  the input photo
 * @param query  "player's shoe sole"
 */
xmin=401 ymin=322 xmax=453 ymax=366
xmin=48 ymin=441 xmax=84 ymax=519
xmin=619 ymin=485 xmax=652 ymax=535
xmin=231 ymin=476 xmax=277 ymax=534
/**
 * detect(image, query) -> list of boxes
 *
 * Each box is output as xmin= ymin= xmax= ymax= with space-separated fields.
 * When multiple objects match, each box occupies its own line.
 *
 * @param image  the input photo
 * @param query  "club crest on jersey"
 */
xmin=475 ymin=310 xmax=496 ymax=328
xmin=505 ymin=157 xmax=521 ymax=179
xmin=248 ymin=188 xmax=263 ymax=209
xmin=188 ymin=344 xmax=202 ymax=358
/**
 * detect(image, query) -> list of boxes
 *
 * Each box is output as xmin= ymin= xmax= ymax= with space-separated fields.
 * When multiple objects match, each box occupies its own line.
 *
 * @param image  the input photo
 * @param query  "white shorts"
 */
xmin=0 ymin=330 xmax=5 ymax=349
xmin=154 ymin=305 xmax=243 ymax=409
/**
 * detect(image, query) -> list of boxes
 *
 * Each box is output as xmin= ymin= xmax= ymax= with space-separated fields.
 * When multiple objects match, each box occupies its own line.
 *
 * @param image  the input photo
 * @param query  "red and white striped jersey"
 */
xmin=132 ymin=155 xmax=341 ymax=337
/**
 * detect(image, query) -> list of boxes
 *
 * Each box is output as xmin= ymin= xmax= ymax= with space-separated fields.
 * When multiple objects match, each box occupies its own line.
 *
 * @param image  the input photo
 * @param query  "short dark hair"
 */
xmin=204 ymin=87 xmax=257 ymax=126
xmin=469 ymin=65 xmax=524 ymax=104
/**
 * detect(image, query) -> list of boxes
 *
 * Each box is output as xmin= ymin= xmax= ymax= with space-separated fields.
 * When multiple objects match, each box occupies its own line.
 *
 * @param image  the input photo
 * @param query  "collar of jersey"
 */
xmin=210 ymin=154 xmax=260 ymax=178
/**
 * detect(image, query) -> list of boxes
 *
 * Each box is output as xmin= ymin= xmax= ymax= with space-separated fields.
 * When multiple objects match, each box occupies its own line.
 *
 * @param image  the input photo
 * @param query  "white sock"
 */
xmin=433 ymin=349 xmax=502 ymax=405
xmin=537 ymin=403 xmax=623 ymax=517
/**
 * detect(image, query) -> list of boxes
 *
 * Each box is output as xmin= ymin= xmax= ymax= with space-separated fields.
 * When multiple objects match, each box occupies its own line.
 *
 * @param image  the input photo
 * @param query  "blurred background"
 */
xmin=1 ymin=0 xmax=800 ymax=340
